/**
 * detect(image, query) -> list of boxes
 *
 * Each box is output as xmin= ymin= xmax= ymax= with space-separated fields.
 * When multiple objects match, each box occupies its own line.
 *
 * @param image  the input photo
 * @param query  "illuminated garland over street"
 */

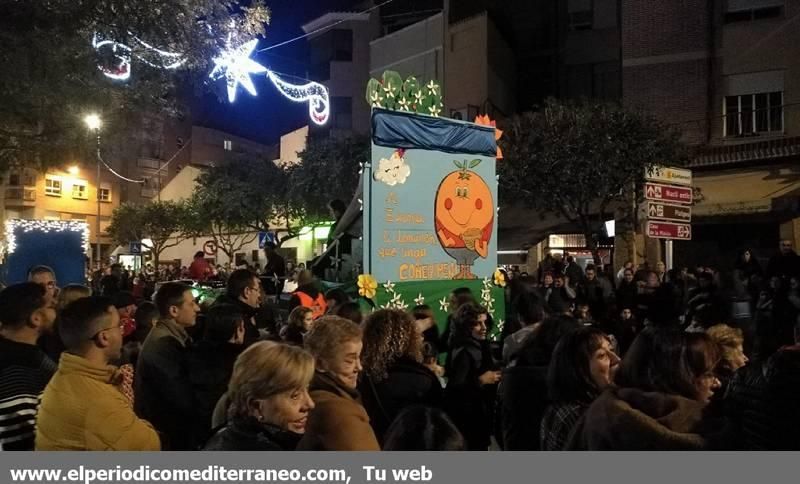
xmin=5 ymin=220 xmax=90 ymax=254
xmin=93 ymin=32 xmax=330 ymax=125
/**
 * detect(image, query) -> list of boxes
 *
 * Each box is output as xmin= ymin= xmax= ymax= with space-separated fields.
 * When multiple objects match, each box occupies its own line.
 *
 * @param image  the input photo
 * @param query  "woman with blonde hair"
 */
xmin=204 ymin=341 xmax=315 ymax=451
xmin=297 ymin=316 xmax=380 ymax=450
xmin=57 ymin=284 xmax=92 ymax=311
xmin=358 ymin=309 xmax=442 ymax=443
xmin=706 ymin=324 xmax=748 ymax=392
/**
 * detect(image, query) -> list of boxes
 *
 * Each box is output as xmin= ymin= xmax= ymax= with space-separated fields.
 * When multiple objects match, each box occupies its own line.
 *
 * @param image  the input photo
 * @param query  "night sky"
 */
xmin=192 ymin=0 xmax=362 ymax=145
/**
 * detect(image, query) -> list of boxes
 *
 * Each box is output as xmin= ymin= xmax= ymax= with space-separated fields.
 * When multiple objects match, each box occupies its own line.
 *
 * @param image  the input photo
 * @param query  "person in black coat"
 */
xmin=204 ymin=341 xmax=315 ymax=451
xmin=358 ymin=309 xmax=442 ymax=443
xmin=616 ymin=268 xmax=638 ymax=315
xmin=187 ymin=304 xmax=246 ymax=448
xmin=444 ymin=303 xmax=500 ymax=451
xmin=499 ymin=315 xmax=581 ymax=450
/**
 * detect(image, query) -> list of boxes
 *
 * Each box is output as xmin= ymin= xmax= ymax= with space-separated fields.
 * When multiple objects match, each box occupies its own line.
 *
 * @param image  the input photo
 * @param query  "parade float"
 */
xmin=3 ymin=219 xmax=90 ymax=285
xmin=331 ymin=71 xmax=507 ymax=340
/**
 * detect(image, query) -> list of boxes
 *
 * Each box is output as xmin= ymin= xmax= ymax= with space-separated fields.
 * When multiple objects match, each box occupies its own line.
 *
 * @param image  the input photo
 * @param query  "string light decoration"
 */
xmin=209 ymin=38 xmax=268 ymax=103
xmin=267 ymin=71 xmax=330 ymax=125
xmin=4 ymin=220 xmax=90 ymax=255
xmin=92 ymin=33 xmax=186 ymax=81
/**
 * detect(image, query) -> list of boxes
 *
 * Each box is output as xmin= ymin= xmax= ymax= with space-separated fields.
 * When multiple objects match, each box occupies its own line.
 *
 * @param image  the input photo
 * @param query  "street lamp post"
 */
xmin=84 ymin=114 xmax=102 ymax=270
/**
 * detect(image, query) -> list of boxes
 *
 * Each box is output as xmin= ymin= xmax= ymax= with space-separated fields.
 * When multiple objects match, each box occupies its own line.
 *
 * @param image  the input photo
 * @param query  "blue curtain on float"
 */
xmin=371 ymin=108 xmax=497 ymax=156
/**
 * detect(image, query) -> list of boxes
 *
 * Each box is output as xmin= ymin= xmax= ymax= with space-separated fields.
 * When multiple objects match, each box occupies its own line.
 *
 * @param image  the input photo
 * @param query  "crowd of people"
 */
xmin=0 ymin=238 xmax=798 ymax=451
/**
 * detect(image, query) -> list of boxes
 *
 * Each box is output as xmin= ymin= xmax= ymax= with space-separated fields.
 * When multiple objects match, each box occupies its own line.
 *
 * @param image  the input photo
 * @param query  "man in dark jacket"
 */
xmin=0 ymin=283 xmax=57 ymax=450
xmin=262 ymin=243 xmax=286 ymax=296
xmin=577 ymin=265 xmax=609 ymax=322
xmin=766 ymin=239 xmax=800 ymax=282
xmin=134 ymin=282 xmax=199 ymax=450
xmin=212 ymin=269 xmax=262 ymax=345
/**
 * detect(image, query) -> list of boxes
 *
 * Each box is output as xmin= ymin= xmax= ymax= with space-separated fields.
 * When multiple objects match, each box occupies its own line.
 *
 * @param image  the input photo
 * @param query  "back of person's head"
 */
xmin=203 ymin=304 xmax=244 ymax=344
xmin=304 ymin=315 xmax=362 ymax=367
xmin=112 ymin=291 xmax=136 ymax=310
xmin=412 ymin=304 xmax=434 ymax=321
xmin=515 ymin=292 xmax=545 ymax=326
xmin=547 ymin=326 xmax=611 ymax=403
xmin=27 ymin=265 xmax=55 ymax=281
xmin=227 ymin=341 xmax=315 ymax=421
xmin=334 ymin=302 xmax=363 ymax=325
xmin=194 ymin=251 xmax=205 ymax=259
xmin=227 ymin=269 xmax=256 ymax=299
xmin=133 ymin=301 xmax=158 ymax=342
xmin=0 ymin=282 xmax=48 ymax=330
xmin=57 ymin=284 xmax=92 ymax=311
xmin=154 ymin=282 xmax=190 ymax=319
xmin=617 ymin=328 xmax=719 ymax=400
xmin=296 ymin=270 xmax=315 ymax=288
xmin=450 ymin=287 xmax=474 ymax=310
xmin=59 ymin=296 xmax=115 ymax=353
xmin=515 ymin=315 xmax=581 ymax=366
xmin=328 ymin=199 xmax=347 ymax=215
xmin=383 ymin=406 xmax=465 ymax=451
xmin=361 ymin=309 xmax=421 ymax=381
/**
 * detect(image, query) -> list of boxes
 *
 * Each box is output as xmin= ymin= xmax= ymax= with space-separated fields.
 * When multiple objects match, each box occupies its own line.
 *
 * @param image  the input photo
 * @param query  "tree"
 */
xmin=184 ymin=192 xmax=257 ymax=263
xmin=107 ymin=200 xmax=191 ymax=267
xmin=499 ymin=98 xmax=687 ymax=264
xmin=289 ymin=134 xmax=368 ymax=219
xmin=0 ymin=0 xmax=270 ymax=171
xmin=191 ymin=135 xmax=367 ymax=247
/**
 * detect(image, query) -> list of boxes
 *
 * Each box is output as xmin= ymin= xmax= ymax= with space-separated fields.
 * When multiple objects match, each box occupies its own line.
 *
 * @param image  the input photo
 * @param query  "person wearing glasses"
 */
xmin=35 ymin=297 xmax=160 ymax=450
xmin=28 ymin=265 xmax=58 ymax=305
xmin=0 ymin=283 xmax=58 ymax=450
xmin=212 ymin=269 xmax=263 ymax=346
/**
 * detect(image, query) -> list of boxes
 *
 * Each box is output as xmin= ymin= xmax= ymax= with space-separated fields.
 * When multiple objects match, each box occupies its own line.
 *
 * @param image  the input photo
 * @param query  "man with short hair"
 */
xmin=577 ymin=265 xmax=609 ymax=322
xmin=134 ymin=283 xmax=199 ymax=450
xmin=36 ymin=297 xmax=160 ymax=450
xmin=27 ymin=265 xmax=58 ymax=304
xmin=502 ymin=295 xmax=545 ymax=364
xmin=766 ymin=239 xmax=800 ymax=282
xmin=213 ymin=269 xmax=262 ymax=344
xmin=0 ymin=283 xmax=57 ymax=450
xmin=263 ymin=242 xmax=286 ymax=295
xmin=113 ymin=291 xmax=138 ymax=340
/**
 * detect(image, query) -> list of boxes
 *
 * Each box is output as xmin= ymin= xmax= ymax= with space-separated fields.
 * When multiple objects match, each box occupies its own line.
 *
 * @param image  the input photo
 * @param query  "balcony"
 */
xmin=5 ymin=187 xmax=36 ymax=207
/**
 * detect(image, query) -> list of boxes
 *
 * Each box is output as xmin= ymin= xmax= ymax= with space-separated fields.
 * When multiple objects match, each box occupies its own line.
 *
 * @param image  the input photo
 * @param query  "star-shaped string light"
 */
xmin=209 ymin=38 xmax=267 ymax=103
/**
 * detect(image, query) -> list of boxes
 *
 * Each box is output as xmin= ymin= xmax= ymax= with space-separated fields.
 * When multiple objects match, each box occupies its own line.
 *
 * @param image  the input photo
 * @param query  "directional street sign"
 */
xmin=646 ymin=165 xmax=693 ymax=186
xmin=645 ymin=182 xmax=693 ymax=205
xmin=646 ymin=221 xmax=692 ymax=240
xmin=647 ymin=202 xmax=692 ymax=223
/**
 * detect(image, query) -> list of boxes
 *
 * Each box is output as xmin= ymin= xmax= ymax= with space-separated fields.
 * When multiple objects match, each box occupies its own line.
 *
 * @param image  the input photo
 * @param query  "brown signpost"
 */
xmin=647 ymin=202 xmax=691 ymax=223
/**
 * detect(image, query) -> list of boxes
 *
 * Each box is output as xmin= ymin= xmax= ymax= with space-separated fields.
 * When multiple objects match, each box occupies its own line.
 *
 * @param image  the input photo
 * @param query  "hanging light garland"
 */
xmin=93 ymin=29 xmax=330 ymax=125
xmin=5 ymin=220 xmax=90 ymax=255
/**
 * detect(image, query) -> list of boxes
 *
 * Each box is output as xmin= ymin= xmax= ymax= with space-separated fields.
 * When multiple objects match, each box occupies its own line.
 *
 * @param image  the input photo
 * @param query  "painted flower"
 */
xmin=383 ymin=280 xmax=396 ymax=292
xmin=494 ymin=269 xmax=507 ymax=287
xmin=428 ymin=103 xmax=442 ymax=117
xmin=397 ymin=97 xmax=411 ymax=111
xmin=358 ymin=274 xmax=378 ymax=299
xmin=414 ymin=293 xmax=425 ymax=306
xmin=427 ymin=80 xmax=439 ymax=95
xmin=439 ymin=297 xmax=450 ymax=312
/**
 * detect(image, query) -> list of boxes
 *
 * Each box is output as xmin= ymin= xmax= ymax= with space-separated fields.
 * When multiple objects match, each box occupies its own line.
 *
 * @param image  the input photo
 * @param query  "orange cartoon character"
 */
xmin=434 ymin=159 xmax=494 ymax=279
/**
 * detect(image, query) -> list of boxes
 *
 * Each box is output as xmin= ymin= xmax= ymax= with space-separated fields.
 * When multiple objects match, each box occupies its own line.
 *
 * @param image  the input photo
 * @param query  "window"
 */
xmin=224 ymin=139 xmax=233 ymax=151
xmin=568 ymin=0 xmax=593 ymax=30
xmin=724 ymin=0 xmax=783 ymax=23
xmin=724 ymin=91 xmax=783 ymax=137
xmin=45 ymin=176 xmax=62 ymax=196
xmin=8 ymin=173 xmax=20 ymax=186
xmin=72 ymin=180 xmax=88 ymax=200
xmin=333 ymin=97 xmax=353 ymax=130
xmin=99 ymin=182 xmax=112 ymax=202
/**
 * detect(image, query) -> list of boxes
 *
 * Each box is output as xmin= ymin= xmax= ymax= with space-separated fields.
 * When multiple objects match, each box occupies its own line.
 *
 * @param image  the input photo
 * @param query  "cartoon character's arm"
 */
xmin=475 ymin=238 xmax=488 ymax=258
xmin=438 ymin=228 xmax=456 ymax=247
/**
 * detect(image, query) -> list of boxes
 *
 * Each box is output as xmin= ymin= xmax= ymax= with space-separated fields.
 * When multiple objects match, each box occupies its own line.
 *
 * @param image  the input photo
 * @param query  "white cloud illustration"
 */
xmin=373 ymin=151 xmax=411 ymax=186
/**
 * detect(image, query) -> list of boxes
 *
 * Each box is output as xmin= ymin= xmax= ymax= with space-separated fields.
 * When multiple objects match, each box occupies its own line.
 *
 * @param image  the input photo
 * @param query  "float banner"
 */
xmin=364 ymin=110 xmax=498 ymax=284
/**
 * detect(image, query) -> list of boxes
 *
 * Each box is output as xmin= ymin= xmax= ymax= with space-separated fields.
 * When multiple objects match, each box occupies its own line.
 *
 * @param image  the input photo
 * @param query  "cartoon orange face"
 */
xmin=434 ymin=160 xmax=494 ymax=271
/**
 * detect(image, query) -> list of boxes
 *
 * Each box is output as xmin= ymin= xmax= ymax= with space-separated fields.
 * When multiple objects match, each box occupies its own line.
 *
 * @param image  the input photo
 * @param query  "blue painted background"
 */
xmin=5 ymin=228 xmax=87 ymax=285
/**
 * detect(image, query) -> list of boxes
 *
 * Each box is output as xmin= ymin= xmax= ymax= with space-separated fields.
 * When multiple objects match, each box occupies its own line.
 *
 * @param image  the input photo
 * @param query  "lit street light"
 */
xmin=84 ymin=113 xmax=102 ymax=270
xmin=67 ymin=165 xmax=80 ymax=176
